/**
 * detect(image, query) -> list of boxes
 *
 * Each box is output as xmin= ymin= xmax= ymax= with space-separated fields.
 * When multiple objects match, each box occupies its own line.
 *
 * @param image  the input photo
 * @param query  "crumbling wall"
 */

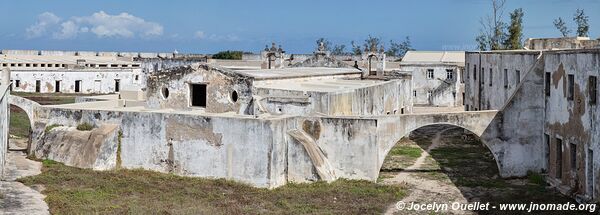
xmin=33 ymin=124 xmax=120 ymax=170
xmin=543 ymin=50 xmax=600 ymax=200
xmin=145 ymin=64 xmax=252 ymax=114
xmin=32 ymin=106 xmax=290 ymax=188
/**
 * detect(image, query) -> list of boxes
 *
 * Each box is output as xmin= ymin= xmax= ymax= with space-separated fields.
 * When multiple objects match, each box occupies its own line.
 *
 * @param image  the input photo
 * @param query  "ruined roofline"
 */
xmin=465 ymin=50 xmax=541 ymax=54
xmin=467 ymin=48 xmax=600 ymax=55
xmin=399 ymin=62 xmax=465 ymax=67
xmin=0 ymin=49 xmax=207 ymax=59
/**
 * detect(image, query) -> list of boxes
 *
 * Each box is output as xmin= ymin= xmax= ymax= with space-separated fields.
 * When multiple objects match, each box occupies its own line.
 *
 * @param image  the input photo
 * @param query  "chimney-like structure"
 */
xmin=261 ymin=42 xmax=286 ymax=69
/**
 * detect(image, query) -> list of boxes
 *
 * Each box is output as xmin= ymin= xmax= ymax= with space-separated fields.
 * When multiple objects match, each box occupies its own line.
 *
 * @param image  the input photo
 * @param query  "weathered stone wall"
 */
xmin=137 ymin=57 xmax=207 ymax=74
xmin=464 ymin=51 xmax=539 ymax=110
xmin=31 ymin=106 xmax=291 ymax=188
xmin=145 ymin=64 xmax=252 ymax=114
xmin=0 ymin=85 xmax=9 ymax=178
xmin=6 ymin=69 xmax=143 ymax=94
xmin=478 ymin=53 xmax=547 ymax=177
xmin=543 ymin=49 xmax=600 ymax=200
xmin=255 ymin=79 xmax=412 ymax=116
xmin=525 ymin=37 xmax=600 ymax=50
xmin=398 ymin=64 xmax=463 ymax=107
xmin=465 ymin=48 xmax=600 ymax=201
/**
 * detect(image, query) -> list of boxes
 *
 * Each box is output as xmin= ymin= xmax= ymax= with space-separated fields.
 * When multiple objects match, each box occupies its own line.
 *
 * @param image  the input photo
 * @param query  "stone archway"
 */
xmin=377 ymin=123 xmax=502 ymax=180
xmin=7 ymin=104 xmax=32 ymax=151
xmin=367 ymin=54 xmax=378 ymax=76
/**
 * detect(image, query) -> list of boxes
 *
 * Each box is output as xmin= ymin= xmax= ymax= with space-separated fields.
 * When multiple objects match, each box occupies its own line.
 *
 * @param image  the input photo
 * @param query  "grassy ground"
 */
xmin=427 ymin=128 xmax=576 ymax=209
xmin=397 ymin=126 xmax=583 ymax=214
xmin=380 ymin=137 xmax=422 ymax=172
xmin=19 ymin=160 xmax=406 ymax=215
xmin=11 ymin=92 xmax=79 ymax=105
xmin=9 ymin=106 xmax=31 ymax=138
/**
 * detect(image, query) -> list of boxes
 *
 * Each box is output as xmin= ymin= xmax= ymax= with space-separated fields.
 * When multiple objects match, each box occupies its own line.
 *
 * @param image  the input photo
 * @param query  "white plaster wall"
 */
xmin=464 ymin=52 xmax=539 ymax=110
xmin=399 ymin=65 xmax=463 ymax=107
xmin=5 ymin=69 xmax=143 ymax=94
xmin=256 ymin=79 xmax=412 ymax=116
xmin=0 ymin=85 xmax=8 ymax=178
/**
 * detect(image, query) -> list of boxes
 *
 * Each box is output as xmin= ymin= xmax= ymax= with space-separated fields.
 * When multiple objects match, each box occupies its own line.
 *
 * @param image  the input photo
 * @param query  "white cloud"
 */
xmin=25 ymin=12 xmax=61 ymax=39
xmin=53 ymin=21 xmax=79 ymax=39
xmin=26 ymin=11 xmax=163 ymax=39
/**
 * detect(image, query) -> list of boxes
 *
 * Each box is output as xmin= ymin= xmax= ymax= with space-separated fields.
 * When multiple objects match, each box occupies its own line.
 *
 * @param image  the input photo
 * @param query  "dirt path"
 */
xmin=383 ymin=128 xmax=472 ymax=215
xmin=0 ymin=151 xmax=49 ymax=215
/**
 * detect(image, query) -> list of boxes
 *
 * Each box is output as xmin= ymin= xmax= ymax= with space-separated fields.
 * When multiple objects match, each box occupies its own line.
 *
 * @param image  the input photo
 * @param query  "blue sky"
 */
xmin=0 ymin=0 xmax=598 ymax=54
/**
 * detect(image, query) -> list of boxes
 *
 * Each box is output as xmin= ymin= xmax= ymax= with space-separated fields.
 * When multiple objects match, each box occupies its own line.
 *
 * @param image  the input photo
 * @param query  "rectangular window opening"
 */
xmin=556 ymin=138 xmax=563 ymax=179
xmin=75 ymin=80 xmax=81 ymax=93
xmin=516 ymin=70 xmax=521 ymax=85
xmin=570 ymin=143 xmax=577 ymax=171
xmin=587 ymin=149 xmax=594 ymax=196
xmin=544 ymin=134 xmax=550 ymax=173
xmin=590 ymin=76 xmax=597 ymax=105
xmin=481 ymin=68 xmax=485 ymax=87
xmin=190 ymin=83 xmax=207 ymax=107
xmin=568 ymin=74 xmax=575 ymax=101
xmin=114 ymin=79 xmax=120 ymax=92
xmin=15 ymin=80 xmax=20 ymax=88
xmin=446 ymin=69 xmax=454 ymax=80
xmin=426 ymin=69 xmax=434 ymax=79
xmin=55 ymin=80 xmax=61 ymax=93
xmin=35 ymin=80 xmax=41 ymax=93
xmin=504 ymin=69 xmax=508 ymax=88
xmin=545 ymin=72 xmax=551 ymax=96
xmin=489 ymin=68 xmax=493 ymax=86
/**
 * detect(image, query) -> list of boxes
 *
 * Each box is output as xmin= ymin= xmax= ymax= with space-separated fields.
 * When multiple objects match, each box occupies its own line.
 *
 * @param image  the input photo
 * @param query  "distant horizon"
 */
xmin=1 ymin=0 xmax=598 ymax=54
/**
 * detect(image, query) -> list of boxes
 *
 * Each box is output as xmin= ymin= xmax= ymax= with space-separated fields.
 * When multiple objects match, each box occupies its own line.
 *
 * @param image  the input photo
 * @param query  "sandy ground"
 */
xmin=0 ymin=139 xmax=49 ymax=215
xmin=382 ymin=127 xmax=474 ymax=215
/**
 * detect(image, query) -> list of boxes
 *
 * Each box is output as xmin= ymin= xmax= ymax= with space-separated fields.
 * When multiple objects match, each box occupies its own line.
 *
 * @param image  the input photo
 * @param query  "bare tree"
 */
xmin=553 ymin=17 xmax=571 ymax=37
xmin=476 ymin=0 xmax=508 ymax=50
xmin=363 ymin=35 xmax=382 ymax=53
xmin=331 ymin=44 xmax=347 ymax=55
xmin=315 ymin=38 xmax=332 ymax=51
xmin=386 ymin=37 xmax=415 ymax=57
xmin=351 ymin=41 xmax=362 ymax=55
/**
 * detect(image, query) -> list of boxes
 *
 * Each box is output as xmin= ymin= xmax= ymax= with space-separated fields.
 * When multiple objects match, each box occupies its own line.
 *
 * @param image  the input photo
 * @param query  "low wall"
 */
xmin=33 ymin=107 xmax=290 ymax=188
xmin=0 ymin=85 xmax=9 ymax=178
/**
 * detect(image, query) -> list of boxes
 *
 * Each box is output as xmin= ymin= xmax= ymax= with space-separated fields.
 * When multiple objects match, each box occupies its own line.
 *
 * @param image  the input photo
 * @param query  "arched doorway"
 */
xmin=379 ymin=124 xmax=575 ymax=213
xmin=367 ymin=54 xmax=378 ymax=76
xmin=8 ymin=104 xmax=32 ymax=152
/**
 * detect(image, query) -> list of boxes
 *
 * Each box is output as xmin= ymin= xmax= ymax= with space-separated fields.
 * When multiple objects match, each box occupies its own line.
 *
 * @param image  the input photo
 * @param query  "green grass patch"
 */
xmin=388 ymin=145 xmax=422 ymax=158
xmin=19 ymin=161 xmax=406 ymax=214
xmin=527 ymin=171 xmax=544 ymax=185
xmin=44 ymin=124 xmax=62 ymax=133
xmin=9 ymin=106 xmax=30 ymax=138
xmin=76 ymin=123 xmax=94 ymax=131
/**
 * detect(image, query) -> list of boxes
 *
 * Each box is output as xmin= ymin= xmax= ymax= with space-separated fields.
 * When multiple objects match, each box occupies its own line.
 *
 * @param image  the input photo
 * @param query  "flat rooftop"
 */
xmin=254 ymin=79 xmax=394 ymax=93
xmin=0 ymin=54 xmax=138 ymax=65
xmin=233 ymin=67 xmax=360 ymax=80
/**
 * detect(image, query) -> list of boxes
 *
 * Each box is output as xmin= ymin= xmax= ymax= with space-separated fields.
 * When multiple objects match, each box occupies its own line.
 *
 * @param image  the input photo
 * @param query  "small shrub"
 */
xmin=45 ymin=124 xmax=62 ymax=133
xmin=76 ymin=122 xmax=94 ymax=131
